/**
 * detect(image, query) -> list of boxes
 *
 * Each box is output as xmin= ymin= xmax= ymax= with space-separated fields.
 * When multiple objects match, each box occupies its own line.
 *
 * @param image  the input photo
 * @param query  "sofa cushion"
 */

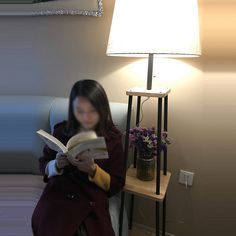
xmin=0 ymin=96 xmax=55 ymax=174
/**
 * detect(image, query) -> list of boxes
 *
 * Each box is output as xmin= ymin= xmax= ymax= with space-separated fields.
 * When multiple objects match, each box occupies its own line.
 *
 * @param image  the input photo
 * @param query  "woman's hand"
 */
xmin=55 ymin=152 xmax=70 ymax=170
xmin=70 ymin=151 xmax=97 ymax=177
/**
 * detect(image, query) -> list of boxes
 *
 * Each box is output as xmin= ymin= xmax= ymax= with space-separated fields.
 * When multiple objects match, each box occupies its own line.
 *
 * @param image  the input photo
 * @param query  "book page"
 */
xmin=67 ymin=137 xmax=108 ymax=160
xmin=66 ymin=130 xmax=97 ymax=150
xmin=36 ymin=129 xmax=67 ymax=153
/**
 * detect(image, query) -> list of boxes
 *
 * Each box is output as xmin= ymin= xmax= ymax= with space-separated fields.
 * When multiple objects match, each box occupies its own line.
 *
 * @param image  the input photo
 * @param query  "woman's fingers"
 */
xmin=56 ymin=152 xmax=68 ymax=160
xmin=56 ymin=152 xmax=70 ymax=169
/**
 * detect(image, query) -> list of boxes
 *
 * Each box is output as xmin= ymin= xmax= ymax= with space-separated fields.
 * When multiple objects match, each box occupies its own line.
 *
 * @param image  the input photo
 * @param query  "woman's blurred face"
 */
xmin=73 ymin=96 xmax=100 ymax=130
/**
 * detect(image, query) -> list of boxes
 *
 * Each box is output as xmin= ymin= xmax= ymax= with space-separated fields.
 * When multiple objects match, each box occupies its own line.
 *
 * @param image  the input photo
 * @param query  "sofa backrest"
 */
xmin=0 ymin=96 xmax=128 ymax=174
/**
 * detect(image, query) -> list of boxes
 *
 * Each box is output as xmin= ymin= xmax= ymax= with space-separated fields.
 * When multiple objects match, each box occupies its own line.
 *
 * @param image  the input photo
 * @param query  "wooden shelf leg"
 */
xmin=134 ymin=96 xmax=141 ymax=167
xmin=162 ymin=195 xmax=167 ymax=236
xmin=156 ymin=98 xmax=162 ymax=195
xmin=120 ymin=95 xmax=133 ymax=236
xmin=163 ymin=95 xmax=168 ymax=175
xmin=124 ymin=95 xmax=133 ymax=169
xmin=119 ymin=192 xmax=125 ymax=236
xmin=129 ymin=95 xmax=141 ymax=226
xmin=156 ymin=201 xmax=160 ymax=236
xmin=129 ymin=194 xmax=135 ymax=230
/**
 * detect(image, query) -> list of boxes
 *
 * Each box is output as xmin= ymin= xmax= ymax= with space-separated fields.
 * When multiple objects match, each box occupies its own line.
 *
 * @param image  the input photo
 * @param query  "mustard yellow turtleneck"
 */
xmin=88 ymin=164 xmax=111 ymax=191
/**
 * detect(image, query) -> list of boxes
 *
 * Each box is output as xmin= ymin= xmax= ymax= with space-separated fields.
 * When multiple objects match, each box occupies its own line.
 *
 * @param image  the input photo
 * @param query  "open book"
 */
xmin=36 ymin=129 xmax=109 ymax=161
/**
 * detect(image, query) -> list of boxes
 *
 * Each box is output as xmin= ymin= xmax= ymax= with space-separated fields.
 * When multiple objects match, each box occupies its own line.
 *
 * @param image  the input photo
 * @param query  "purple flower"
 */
xmin=128 ymin=127 xmax=171 ymax=159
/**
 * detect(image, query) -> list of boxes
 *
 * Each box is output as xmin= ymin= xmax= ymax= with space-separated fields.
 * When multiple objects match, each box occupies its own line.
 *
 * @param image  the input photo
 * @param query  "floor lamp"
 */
xmin=106 ymin=0 xmax=201 ymax=235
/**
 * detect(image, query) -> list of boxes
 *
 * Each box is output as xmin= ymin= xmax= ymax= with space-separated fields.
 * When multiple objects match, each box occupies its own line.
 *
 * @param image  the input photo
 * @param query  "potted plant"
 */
xmin=129 ymin=127 xmax=170 ymax=181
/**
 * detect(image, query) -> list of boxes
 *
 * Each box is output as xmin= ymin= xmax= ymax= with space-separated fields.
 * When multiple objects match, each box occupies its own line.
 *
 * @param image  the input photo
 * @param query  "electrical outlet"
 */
xmin=179 ymin=170 xmax=194 ymax=186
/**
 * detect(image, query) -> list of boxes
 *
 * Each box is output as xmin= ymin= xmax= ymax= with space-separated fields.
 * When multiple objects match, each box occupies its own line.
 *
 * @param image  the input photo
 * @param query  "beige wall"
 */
xmin=1 ymin=0 xmax=236 ymax=236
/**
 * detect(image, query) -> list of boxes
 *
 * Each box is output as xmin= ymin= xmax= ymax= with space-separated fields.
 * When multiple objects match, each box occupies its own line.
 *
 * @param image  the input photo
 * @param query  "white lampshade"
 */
xmin=107 ymin=0 xmax=201 ymax=57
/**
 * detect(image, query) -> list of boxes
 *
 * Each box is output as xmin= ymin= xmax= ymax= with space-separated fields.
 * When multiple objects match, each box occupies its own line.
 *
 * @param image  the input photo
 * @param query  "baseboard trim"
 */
xmin=133 ymin=222 xmax=176 ymax=236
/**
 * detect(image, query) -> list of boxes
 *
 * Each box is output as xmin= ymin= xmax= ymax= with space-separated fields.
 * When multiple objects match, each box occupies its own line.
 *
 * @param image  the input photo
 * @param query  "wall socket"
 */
xmin=179 ymin=170 xmax=194 ymax=186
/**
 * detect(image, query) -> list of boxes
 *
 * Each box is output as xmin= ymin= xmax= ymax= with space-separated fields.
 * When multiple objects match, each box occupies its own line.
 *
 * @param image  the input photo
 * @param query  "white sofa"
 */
xmin=0 ymin=95 xmax=128 ymax=236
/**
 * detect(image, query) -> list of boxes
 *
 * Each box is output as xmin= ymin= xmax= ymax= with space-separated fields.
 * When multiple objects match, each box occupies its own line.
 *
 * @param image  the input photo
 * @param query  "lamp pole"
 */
xmin=147 ymin=53 xmax=154 ymax=90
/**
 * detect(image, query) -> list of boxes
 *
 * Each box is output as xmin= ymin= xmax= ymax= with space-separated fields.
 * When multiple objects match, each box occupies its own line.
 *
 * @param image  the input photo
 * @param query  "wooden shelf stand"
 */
xmin=119 ymin=87 xmax=171 ymax=236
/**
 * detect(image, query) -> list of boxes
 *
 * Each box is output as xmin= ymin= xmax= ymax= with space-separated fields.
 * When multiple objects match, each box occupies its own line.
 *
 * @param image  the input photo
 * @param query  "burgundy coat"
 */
xmin=31 ymin=121 xmax=126 ymax=236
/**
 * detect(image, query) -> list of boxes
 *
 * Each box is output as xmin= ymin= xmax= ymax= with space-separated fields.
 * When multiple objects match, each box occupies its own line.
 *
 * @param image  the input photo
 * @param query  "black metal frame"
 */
xmin=119 ymin=93 xmax=169 ymax=236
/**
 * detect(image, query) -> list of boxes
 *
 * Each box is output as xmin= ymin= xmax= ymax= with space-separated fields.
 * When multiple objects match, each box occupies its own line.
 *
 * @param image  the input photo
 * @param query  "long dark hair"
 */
xmin=65 ymin=80 xmax=115 ymax=137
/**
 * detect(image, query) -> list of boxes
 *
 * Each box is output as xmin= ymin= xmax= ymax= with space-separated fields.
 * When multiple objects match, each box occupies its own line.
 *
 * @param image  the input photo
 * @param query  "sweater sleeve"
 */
xmin=88 ymin=164 xmax=111 ymax=191
xmin=46 ymin=160 xmax=64 ymax=178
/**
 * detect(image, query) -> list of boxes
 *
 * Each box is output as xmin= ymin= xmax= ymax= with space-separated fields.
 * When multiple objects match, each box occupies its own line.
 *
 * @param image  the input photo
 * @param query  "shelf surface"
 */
xmin=126 ymin=87 xmax=171 ymax=98
xmin=124 ymin=166 xmax=171 ymax=202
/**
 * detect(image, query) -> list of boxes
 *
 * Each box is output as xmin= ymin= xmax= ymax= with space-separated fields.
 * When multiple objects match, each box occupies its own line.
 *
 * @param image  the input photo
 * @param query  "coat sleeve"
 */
xmin=106 ymin=136 xmax=126 ymax=197
xmin=38 ymin=124 xmax=62 ymax=183
xmin=39 ymin=145 xmax=57 ymax=183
